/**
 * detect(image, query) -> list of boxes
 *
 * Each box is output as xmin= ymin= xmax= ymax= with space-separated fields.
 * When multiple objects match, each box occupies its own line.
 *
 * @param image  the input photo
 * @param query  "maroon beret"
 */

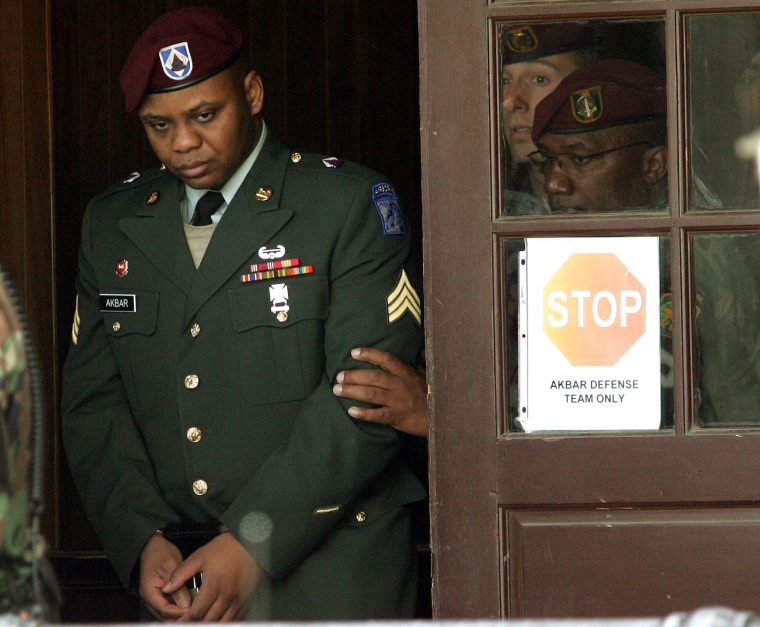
xmin=532 ymin=59 xmax=666 ymax=142
xmin=501 ymin=22 xmax=595 ymax=65
xmin=120 ymin=7 xmax=243 ymax=113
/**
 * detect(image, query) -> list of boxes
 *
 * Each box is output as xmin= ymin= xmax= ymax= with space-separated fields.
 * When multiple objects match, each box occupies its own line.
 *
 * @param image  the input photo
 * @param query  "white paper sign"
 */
xmin=517 ymin=237 xmax=661 ymax=432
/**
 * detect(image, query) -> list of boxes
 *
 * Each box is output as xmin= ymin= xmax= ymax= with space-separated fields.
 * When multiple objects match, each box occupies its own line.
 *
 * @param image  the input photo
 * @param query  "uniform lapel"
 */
xmin=182 ymin=134 xmax=294 ymax=328
xmin=119 ymin=177 xmax=197 ymax=294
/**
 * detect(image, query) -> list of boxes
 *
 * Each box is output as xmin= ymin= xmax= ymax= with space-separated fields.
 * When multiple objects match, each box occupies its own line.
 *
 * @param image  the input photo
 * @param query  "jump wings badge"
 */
xmin=504 ymin=26 xmax=537 ymax=54
xmin=571 ymin=86 xmax=603 ymax=124
xmin=387 ymin=269 xmax=421 ymax=326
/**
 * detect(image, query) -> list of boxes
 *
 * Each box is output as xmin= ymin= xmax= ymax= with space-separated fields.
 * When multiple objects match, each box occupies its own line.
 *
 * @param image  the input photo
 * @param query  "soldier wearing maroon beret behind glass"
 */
xmin=529 ymin=58 xmax=669 ymax=213
xmin=61 ymin=6 xmax=426 ymax=622
xmin=527 ymin=60 xmax=760 ymax=432
xmin=500 ymin=22 xmax=601 ymax=215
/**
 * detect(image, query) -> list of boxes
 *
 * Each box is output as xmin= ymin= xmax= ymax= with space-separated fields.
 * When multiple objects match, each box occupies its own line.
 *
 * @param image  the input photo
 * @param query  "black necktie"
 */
xmin=192 ymin=191 xmax=224 ymax=226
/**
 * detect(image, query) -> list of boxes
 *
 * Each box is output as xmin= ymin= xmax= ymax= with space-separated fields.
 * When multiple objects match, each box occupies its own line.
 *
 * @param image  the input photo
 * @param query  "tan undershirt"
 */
xmin=183 ymin=223 xmax=218 ymax=268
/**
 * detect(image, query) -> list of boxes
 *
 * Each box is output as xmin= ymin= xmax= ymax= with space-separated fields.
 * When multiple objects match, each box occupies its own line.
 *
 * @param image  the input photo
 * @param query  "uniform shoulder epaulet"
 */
xmin=287 ymin=150 xmax=378 ymax=181
xmin=91 ymin=167 xmax=168 ymax=202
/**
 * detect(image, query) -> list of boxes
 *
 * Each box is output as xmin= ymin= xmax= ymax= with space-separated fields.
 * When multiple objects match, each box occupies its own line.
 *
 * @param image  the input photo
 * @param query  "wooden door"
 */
xmin=420 ymin=0 xmax=760 ymax=618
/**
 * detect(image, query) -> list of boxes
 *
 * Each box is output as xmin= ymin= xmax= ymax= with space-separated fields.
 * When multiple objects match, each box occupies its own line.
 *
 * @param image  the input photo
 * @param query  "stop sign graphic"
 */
xmin=543 ymin=253 xmax=646 ymax=366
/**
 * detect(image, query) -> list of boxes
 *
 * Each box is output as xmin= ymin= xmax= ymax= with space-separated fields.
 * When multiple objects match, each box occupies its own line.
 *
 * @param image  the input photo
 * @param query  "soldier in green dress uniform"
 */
xmin=61 ymin=7 xmax=424 ymax=621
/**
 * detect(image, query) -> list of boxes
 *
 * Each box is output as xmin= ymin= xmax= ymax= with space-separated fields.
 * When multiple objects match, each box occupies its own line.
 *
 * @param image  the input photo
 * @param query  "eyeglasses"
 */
xmin=527 ymin=141 xmax=655 ymax=173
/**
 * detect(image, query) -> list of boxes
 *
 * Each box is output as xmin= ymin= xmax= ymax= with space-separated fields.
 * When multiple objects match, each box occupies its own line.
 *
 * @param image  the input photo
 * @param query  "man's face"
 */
xmin=502 ymin=52 xmax=584 ymax=163
xmin=537 ymin=126 xmax=662 ymax=213
xmin=734 ymin=50 xmax=760 ymax=134
xmin=138 ymin=67 xmax=263 ymax=190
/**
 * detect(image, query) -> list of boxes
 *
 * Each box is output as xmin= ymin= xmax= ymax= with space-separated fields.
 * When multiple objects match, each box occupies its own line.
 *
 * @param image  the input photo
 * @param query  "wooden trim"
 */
xmin=49 ymin=552 xmax=122 ymax=590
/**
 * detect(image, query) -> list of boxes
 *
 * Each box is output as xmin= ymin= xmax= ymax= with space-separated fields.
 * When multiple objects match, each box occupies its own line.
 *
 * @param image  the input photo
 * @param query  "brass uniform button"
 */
xmin=192 ymin=479 xmax=208 ymax=495
xmin=291 ymin=152 xmax=302 ymax=163
xmin=187 ymin=427 xmax=202 ymax=443
xmin=112 ymin=321 xmax=121 ymax=332
xmin=276 ymin=311 xmax=288 ymax=323
xmin=146 ymin=191 xmax=159 ymax=204
xmin=255 ymin=187 xmax=273 ymax=201
xmin=190 ymin=323 xmax=201 ymax=337
xmin=355 ymin=511 xmax=366 ymax=523
xmin=184 ymin=374 xmax=199 ymax=389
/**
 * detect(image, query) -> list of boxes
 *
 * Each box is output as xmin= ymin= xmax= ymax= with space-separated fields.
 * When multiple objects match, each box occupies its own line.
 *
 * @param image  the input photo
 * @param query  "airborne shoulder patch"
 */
xmin=372 ymin=183 xmax=406 ymax=235
xmin=387 ymin=269 xmax=421 ymax=326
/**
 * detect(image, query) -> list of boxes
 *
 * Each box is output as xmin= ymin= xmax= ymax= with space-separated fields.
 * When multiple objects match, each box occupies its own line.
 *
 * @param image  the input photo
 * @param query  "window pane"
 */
xmin=687 ymin=13 xmax=760 ymax=210
xmin=498 ymin=19 xmax=665 ymax=216
xmin=504 ymin=236 xmax=673 ymax=432
xmin=693 ymin=233 xmax=760 ymax=426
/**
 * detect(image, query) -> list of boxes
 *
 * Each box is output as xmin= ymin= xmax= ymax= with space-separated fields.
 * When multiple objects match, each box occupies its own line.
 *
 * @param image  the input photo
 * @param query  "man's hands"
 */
xmin=140 ymin=347 xmax=427 ymax=622
xmin=139 ymin=532 xmax=190 ymax=621
xmin=333 ymin=347 xmax=429 ymax=437
xmin=140 ymin=531 xmax=261 ymax=622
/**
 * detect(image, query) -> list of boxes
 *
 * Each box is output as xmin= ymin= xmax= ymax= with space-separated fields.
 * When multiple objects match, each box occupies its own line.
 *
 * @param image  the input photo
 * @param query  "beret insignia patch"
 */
xmin=571 ymin=86 xmax=603 ymax=123
xmin=159 ymin=42 xmax=193 ymax=81
xmin=505 ymin=26 xmax=537 ymax=53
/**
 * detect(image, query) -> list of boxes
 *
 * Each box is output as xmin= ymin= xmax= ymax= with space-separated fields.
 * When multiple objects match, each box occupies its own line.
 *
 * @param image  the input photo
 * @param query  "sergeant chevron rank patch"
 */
xmin=71 ymin=296 xmax=80 ymax=345
xmin=387 ymin=269 xmax=421 ymax=325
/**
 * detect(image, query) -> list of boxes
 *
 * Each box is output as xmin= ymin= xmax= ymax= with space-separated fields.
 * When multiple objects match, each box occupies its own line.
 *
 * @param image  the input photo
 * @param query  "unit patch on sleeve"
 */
xmin=387 ymin=269 xmax=421 ymax=325
xmin=372 ymin=183 xmax=406 ymax=235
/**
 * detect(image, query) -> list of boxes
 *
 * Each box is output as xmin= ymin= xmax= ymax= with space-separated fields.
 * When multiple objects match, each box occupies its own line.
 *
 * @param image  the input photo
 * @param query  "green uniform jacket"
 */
xmin=61 ymin=132 xmax=426 ymax=619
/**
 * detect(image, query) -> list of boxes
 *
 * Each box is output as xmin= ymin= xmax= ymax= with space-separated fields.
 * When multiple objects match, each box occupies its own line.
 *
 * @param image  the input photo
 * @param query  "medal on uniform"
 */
xmin=270 ymin=283 xmax=290 ymax=322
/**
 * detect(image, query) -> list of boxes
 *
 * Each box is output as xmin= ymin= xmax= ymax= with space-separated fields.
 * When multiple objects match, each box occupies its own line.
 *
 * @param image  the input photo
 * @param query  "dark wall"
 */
xmin=51 ymin=1 xmax=422 ymax=621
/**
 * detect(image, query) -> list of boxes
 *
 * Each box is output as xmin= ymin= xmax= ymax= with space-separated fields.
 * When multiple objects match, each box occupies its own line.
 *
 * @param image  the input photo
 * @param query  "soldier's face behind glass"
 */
xmin=502 ymin=52 xmax=584 ymax=164
xmin=138 ymin=66 xmax=263 ymax=190
xmin=735 ymin=50 xmax=760 ymax=135
xmin=538 ymin=126 xmax=666 ymax=213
